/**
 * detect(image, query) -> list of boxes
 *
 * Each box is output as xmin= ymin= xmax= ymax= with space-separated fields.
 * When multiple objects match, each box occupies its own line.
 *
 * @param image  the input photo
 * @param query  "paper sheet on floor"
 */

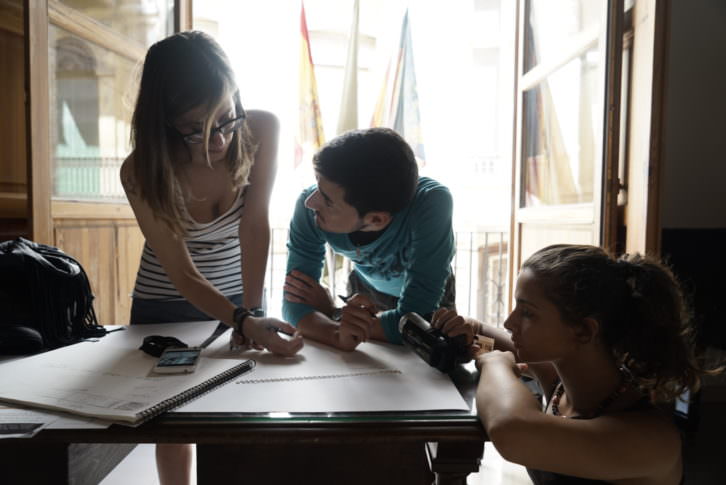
xmin=0 ymin=405 xmax=109 ymax=438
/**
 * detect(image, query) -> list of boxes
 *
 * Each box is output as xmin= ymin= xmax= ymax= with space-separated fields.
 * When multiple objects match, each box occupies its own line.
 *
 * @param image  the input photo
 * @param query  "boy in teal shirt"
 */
xmin=283 ymin=128 xmax=455 ymax=350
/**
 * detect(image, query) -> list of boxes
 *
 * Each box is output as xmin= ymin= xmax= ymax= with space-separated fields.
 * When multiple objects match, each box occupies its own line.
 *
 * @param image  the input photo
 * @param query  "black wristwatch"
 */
xmin=250 ymin=307 xmax=265 ymax=318
xmin=233 ymin=307 xmax=253 ymax=339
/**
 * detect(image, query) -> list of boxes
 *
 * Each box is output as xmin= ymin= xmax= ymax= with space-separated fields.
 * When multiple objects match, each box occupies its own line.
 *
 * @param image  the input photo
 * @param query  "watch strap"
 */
xmin=233 ymin=307 xmax=252 ymax=339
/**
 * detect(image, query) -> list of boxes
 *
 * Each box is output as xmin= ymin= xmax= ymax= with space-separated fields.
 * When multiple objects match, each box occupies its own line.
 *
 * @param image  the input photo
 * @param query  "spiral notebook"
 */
xmin=0 ymin=340 xmax=255 ymax=426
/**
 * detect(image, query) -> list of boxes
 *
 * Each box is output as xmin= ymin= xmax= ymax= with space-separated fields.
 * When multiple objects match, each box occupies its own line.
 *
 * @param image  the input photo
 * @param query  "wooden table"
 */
xmin=0 ymin=365 xmax=485 ymax=485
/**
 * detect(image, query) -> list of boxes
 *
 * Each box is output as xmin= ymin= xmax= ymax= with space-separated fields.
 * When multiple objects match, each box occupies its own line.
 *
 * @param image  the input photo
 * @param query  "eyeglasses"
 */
xmin=175 ymin=111 xmax=247 ymax=145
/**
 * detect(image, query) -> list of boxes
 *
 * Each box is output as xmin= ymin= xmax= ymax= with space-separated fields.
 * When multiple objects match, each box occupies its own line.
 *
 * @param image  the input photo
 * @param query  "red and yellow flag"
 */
xmin=295 ymin=1 xmax=325 ymax=169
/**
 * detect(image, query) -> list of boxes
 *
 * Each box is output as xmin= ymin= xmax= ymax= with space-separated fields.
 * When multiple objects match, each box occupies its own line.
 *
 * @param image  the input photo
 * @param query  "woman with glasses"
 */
xmin=120 ymin=31 xmax=303 ymax=485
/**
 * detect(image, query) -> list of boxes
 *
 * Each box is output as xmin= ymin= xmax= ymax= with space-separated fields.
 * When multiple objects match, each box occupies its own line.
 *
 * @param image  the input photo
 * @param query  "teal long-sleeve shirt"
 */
xmin=282 ymin=177 xmax=455 ymax=344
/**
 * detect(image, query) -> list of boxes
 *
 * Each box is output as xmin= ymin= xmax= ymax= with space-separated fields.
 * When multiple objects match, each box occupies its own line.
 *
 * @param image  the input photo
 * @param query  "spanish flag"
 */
xmin=295 ymin=1 xmax=325 ymax=169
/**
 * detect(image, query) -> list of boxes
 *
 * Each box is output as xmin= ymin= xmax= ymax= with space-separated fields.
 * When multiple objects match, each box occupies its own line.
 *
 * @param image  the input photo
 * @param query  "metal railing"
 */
xmin=266 ymin=228 xmax=509 ymax=327
xmin=53 ymin=156 xmax=126 ymax=202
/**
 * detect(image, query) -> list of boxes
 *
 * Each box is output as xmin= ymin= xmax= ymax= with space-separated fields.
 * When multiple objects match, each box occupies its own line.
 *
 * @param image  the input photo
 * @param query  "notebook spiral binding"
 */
xmin=137 ymin=359 xmax=256 ymax=424
xmin=236 ymin=368 xmax=401 ymax=385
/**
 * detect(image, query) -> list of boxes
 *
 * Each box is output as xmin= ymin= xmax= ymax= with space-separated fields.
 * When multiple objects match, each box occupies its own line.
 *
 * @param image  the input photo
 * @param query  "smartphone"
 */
xmin=153 ymin=347 xmax=202 ymax=374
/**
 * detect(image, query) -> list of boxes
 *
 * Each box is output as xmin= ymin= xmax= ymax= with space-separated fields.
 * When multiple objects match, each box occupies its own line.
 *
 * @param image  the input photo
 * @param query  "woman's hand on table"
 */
xmin=244 ymin=317 xmax=304 ymax=357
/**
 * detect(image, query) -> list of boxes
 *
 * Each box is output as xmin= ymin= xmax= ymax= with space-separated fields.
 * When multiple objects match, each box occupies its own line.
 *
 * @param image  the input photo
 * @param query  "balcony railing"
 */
xmin=54 ymin=156 xmax=126 ymax=202
xmin=266 ymin=227 xmax=509 ymax=328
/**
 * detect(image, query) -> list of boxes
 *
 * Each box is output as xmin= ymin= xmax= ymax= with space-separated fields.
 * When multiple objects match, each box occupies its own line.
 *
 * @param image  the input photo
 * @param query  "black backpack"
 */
xmin=0 ymin=237 xmax=107 ymax=353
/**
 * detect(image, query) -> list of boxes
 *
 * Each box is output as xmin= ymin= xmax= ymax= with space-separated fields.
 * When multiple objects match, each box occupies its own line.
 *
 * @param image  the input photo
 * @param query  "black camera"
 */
xmin=398 ymin=312 xmax=469 ymax=373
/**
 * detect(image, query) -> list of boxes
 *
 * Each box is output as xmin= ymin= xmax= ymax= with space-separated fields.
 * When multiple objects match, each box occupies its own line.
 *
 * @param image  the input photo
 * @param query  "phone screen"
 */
xmin=157 ymin=349 xmax=200 ymax=367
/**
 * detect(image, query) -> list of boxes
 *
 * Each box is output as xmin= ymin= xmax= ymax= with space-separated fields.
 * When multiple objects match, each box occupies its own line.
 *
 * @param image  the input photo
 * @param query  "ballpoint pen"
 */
xmin=265 ymin=324 xmax=295 ymax=337
xmin=338 ymin=294 xmax=376 ymax=315
xmin=336 ymin=294 xmax=369 ymax=342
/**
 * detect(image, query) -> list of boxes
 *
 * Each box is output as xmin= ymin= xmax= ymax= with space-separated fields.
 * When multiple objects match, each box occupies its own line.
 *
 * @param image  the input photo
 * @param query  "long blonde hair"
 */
xmin=129 ymin=31 xmax=256 ymax=235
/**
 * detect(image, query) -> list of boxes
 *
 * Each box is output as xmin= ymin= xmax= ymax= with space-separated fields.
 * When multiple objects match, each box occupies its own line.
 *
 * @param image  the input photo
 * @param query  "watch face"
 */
xmin=251 ymin=307 xmax=265 ymax=317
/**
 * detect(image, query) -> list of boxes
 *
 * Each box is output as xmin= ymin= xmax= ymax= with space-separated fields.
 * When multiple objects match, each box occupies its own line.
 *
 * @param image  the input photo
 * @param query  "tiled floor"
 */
xmin=100 ymin=442 xmax=532 ymax=485
xmin=100 ymin=444 xmax=165 ymax=485
xmin=469 ymin=444 xmax=532 ymax=484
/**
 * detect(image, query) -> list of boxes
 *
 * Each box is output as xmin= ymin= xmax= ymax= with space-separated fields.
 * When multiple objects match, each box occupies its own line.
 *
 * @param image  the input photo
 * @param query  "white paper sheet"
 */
xmin=0 ymin=408 xmax=48 ymax=438
xmin=0 ymin=405 xmax=109 ymax=438
xmin=181 ymin=337 xmax=470 ymax=413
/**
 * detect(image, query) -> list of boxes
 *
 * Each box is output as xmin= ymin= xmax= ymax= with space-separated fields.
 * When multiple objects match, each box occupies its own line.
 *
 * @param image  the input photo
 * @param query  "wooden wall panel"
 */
xmin=624 ymin=0 xmax=666 ymax=254
xmin=25 ymin=0 xmax=52 ymax=244
xmin=53 ymin=218 xmax=144 ymax=326
xmin=55 ymin=220 xmax=116 ymax=325
xmin=116 ymin=224 xmax=144 ymax=325
xmin=0 ymin=1 xmax=26 ymax=238
xmin=0 ymin=26 xmax=26 ymax=194
xmin=1 ymin=0 xmax=28 ymax=235
xmin=0 ymin=0 xmax=23 ymax=35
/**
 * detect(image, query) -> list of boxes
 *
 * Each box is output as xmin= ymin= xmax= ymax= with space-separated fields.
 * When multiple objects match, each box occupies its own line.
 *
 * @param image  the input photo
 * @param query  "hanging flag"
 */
xmin=370 ymin=60 xmax=392 ymax=128
xmin=370 ymin=10 xmax=425 ymax=164
xmin=295 ymin=1 xmax=325 ymax=169
xmin=336 ymin=0 xmax=360 ymax=135
xmin=521 ymin=17 xmax=578 ymax=206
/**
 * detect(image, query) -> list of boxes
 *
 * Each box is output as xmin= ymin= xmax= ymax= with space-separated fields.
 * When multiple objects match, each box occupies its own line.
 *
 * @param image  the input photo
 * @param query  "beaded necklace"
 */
xmin=550 ymin=366 xmax=632 ymax=419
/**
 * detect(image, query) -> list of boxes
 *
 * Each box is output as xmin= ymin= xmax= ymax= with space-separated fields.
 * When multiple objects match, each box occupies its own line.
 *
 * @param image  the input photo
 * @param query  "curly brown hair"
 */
xmin=522 ymin=244 xmax=712 ymax=403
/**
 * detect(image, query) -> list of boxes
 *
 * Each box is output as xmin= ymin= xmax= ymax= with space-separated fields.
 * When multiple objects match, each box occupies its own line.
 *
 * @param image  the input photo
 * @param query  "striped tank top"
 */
xmin=132 ymin=189 xmax=245 ymax=300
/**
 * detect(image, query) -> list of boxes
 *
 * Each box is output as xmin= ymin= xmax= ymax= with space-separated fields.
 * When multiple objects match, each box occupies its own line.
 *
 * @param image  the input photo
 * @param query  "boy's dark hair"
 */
xmin=313 ymin=128 xmax=419 ymax=216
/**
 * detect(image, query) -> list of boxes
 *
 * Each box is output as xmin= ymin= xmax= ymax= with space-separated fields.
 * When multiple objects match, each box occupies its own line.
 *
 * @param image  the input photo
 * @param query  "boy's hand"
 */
xmin=284 ymin=270 xmax=336 ymax=318
xmin=328 ymin=293 xmax=379 ymax=351
xmin=339 ymin=293 xmax=379 ymax=343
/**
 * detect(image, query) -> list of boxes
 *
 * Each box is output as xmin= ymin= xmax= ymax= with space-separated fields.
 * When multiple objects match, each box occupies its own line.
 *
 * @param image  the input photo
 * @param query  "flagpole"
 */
xmin=336 ymin=0 xmax=360 ymax=135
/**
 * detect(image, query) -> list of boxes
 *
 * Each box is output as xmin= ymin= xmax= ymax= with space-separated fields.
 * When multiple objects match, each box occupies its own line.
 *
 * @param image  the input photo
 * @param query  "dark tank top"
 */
xmin=527 ymin=468 xmax=684 ymax=485
xmin=526 ymin=382 xmax=682 ymax=485
xmin=527 ymin=468 xmax=610 ymax=484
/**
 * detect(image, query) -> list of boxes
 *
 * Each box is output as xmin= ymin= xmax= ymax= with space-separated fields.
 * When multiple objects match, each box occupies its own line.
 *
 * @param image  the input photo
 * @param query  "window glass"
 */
xmin=523 ymin=0 xmax=602 ymax=73
xmin=49 ymin=2 xmax=172 ymax=202
xmin=521 ymin=49 xmax=601 ymax=207
xmin=521 ymin=0 xmax=605 ymax=207
xmin=49 ymin=26 xmax=137 ymax=201
xmin=58 ymin=0 xmax=173 ymax=47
